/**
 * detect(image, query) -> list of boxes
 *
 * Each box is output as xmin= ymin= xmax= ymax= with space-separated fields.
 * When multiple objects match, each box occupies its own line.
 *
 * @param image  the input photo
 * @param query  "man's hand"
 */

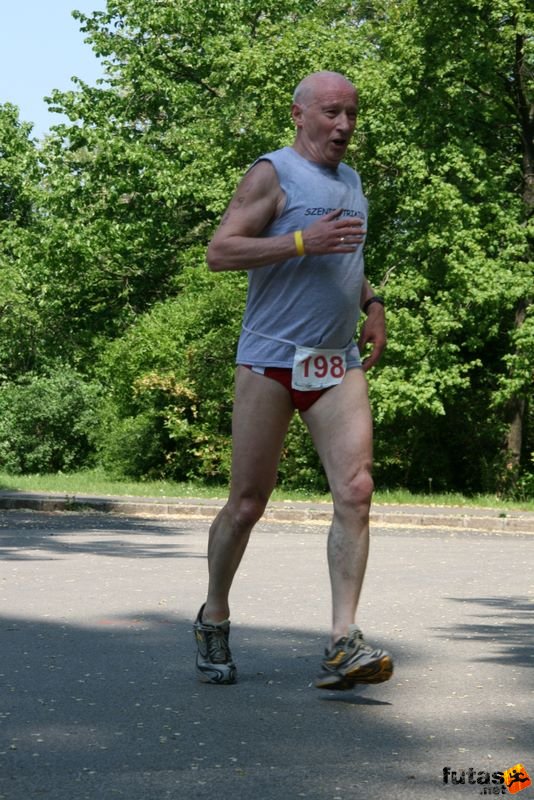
xmin=302 ymin=208 xmax=366 ymax=254
xmin=357 ymin=303 xmax=386 ymax=371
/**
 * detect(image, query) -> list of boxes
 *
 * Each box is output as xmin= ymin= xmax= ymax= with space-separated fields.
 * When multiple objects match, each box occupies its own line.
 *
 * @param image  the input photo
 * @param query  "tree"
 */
xmin=1 ymin=0 xmax=530 ymax=494
xmin=0 ymin=105 xmax=46 ymax=377
xmin=35 ymin=0 xmax=331 ymax=364
xmin=70 ymin=0 xmax=534 ymax=493
xmin=351 ymin=0 xmax=533 ymax=493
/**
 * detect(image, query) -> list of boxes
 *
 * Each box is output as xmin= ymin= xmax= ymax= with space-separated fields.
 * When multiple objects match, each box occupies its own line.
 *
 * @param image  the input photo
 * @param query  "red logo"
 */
xmin=504 ymin=764 xmax=532 ymax=794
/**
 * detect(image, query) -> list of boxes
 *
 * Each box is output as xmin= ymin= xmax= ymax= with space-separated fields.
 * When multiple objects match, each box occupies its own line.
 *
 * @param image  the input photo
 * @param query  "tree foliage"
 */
xmin=352 ymin=0 xmax=533 ymax=491
xmin=0 ymin=367 xmax=101 ymax=474
xmin=0 ymin=0 xmax=531 ymax=496
xmin=0 ymin=105 xmax=48 ymax=376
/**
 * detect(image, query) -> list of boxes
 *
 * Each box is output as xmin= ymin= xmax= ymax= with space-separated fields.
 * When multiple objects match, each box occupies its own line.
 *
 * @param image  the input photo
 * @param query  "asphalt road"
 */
xmin=0 ymin=508 xmax=532 ymax=800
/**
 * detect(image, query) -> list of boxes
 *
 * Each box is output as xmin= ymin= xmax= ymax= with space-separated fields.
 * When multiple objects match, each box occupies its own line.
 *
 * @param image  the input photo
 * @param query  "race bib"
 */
xmin=292 ymin=345 xmax=347 ymax=391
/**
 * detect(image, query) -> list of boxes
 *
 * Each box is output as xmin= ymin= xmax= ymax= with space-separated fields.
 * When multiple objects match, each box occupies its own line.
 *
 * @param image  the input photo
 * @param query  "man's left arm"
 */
xmin=357 ymin=278 xmax=386 ymax=371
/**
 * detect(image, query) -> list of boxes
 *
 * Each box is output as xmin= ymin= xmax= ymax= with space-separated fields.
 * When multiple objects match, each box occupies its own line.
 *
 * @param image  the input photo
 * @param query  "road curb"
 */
xmin=0 ymin=491 xmax=532 ymax=533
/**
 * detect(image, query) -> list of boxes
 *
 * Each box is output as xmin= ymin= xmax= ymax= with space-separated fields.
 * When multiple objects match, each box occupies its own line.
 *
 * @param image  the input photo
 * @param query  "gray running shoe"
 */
xmin=193 ymin=604 xmax=237 ymax=684
xmin=315 ymin=625 xmax=393 ymax=690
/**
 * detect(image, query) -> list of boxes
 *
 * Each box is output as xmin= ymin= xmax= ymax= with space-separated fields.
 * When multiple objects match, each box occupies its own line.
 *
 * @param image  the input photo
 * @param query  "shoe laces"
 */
xmin=330 ymin=626 xmax=371 ymax=657
xmin=206 ymin=626 xmax=231 ymax=664
xmin=348 ymin=625 xmax=375 ymax=650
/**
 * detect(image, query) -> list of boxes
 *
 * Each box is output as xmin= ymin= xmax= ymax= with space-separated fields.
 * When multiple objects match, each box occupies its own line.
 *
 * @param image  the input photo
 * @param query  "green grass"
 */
xmin=0 ymin=468 xmax=532 ymax=511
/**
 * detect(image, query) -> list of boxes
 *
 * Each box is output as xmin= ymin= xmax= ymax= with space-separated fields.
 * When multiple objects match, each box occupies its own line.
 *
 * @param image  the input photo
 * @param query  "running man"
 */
xmin=193 ymin=71 xmax=393 ymax=690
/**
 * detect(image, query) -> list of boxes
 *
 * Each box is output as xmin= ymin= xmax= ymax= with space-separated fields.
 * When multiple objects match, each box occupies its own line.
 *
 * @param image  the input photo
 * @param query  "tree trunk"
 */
xmin=503 ymin=31 xmax=533 ymax=484
xmin=504 ymin=301 xmax=528 ymax=473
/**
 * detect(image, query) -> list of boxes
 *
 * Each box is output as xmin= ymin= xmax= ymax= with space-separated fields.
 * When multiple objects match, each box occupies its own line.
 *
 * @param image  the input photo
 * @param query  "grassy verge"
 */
xmin=0 ymin=468 xmax=532 ymax=511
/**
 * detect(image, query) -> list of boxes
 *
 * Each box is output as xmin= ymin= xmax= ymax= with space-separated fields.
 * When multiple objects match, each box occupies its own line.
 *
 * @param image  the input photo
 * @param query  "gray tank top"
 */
xmin=236 ymin=146 xmax=367 ymax=369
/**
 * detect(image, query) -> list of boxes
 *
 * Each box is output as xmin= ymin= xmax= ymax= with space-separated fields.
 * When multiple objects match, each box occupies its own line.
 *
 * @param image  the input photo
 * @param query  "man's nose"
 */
xmin=336 ymin=112 xmax=353 ymax=131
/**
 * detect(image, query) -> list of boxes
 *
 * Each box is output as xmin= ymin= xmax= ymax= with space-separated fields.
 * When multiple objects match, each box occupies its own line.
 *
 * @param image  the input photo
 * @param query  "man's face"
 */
xmin=292 ymin=78 xmax=358 ymax=168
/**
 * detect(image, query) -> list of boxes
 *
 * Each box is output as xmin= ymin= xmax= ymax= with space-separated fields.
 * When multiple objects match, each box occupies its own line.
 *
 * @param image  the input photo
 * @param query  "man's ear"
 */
xmin=291 ymin=103 xmax=304 ymax=128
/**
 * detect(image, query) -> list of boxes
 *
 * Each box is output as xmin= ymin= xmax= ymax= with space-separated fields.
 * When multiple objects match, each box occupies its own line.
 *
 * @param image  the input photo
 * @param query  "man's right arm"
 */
xmin=206 ymin=160 xmax=367 ymax=272
xmin=206 ymin=160 xmax=293 ymax=272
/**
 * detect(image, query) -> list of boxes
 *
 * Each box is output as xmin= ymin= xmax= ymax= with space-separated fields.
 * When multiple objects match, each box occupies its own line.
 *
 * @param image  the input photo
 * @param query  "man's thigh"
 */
xmin=300 ymin=368 xmax=373 ymax=492
xmin=229 ymin=366 xmax=295 ymax=498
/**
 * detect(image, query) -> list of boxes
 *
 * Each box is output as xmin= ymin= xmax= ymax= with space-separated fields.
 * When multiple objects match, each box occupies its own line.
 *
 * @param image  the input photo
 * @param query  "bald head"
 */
xmin=293 ymin=71 xmax=357 ymax=108
xmin=290 ymin=71 xmax=358 ymax=168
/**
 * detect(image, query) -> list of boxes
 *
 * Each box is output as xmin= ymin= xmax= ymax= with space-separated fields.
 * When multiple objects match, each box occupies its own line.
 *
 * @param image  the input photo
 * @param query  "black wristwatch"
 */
xmin=362 ymin=296 xmax=385 ymax=314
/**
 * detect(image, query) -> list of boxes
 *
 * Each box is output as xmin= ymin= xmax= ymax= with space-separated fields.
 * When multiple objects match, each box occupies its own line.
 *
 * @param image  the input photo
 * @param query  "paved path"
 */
xmin=0 ymin=504 xmax=532 ymax=800
xmin=0 ymin=489 xmax=533 ymax=533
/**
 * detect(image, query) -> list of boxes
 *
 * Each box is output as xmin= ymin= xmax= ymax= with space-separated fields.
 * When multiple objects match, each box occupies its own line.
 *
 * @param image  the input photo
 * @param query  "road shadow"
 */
xmin=436 ymin=595 xmax=534 ymax=668
xmin=0 ymin=611 xmax=435 ymax=800
xmin=2 ymin=511 xmax=532 ymax=799
xmin=0 ymin=510 xmax=205 ymax=561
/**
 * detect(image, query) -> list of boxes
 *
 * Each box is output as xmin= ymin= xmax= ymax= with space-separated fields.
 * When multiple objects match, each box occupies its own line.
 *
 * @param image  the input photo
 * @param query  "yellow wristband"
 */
xmin=294 ymin=230 xmax=305 ymax=257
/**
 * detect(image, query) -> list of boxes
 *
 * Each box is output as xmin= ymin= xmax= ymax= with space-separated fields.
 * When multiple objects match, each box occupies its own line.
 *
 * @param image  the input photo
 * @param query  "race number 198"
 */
xmin=292 ymin=346 xmax=347 ymax=390
xmin=301 ymin=354 xmax=345 ymax=380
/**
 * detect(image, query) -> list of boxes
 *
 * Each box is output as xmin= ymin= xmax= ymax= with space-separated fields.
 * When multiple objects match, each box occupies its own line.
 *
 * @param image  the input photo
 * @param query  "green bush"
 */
xmin=96 ymin=410 xmax=167 ymax=480
xmin=94 ymin=264 xmax=242 ymax=482
xmin=278 ymin=415 xmax=329 ymax=493
xmin=94 ymin=263 xmax=330 ymax=490
xmin=93 ymin=260 xmax=532 ymax=498
xmin=0 ymin=367 xmax=102 ymax=474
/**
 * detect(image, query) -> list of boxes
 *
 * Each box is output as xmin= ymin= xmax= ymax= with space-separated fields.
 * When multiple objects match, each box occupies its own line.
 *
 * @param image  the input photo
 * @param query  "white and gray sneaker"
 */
xmin=193 ymin=604 xmax=237 ymax=684
xmin=315 ymin=625 xmax=393 ymax=690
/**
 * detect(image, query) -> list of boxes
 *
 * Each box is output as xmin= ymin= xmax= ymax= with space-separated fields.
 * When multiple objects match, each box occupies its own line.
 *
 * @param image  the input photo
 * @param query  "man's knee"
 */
xmin=333 ymin=468 xmax=374 ymax=516
xmin=227 ymin=493 xmax=269 ymax=532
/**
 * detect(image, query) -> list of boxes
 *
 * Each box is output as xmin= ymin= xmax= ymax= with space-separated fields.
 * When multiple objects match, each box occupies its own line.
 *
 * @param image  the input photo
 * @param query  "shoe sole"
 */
xmin=196 ymin=662 xmax=237 ymax=685
xmin=315 ymin=654 xmax=393 ymax=690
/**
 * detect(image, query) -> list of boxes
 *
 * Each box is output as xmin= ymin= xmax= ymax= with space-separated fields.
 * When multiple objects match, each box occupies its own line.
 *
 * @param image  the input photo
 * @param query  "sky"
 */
xmin=0 ymin=1 xmax=108 ymax=139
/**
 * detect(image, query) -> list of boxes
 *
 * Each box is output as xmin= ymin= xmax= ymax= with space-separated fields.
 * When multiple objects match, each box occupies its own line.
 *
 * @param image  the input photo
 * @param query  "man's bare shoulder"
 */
xmin=219 ymin=158 xmax=284 ymax=230
xmin=237 ymin=158 xmax=281 ymax=198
